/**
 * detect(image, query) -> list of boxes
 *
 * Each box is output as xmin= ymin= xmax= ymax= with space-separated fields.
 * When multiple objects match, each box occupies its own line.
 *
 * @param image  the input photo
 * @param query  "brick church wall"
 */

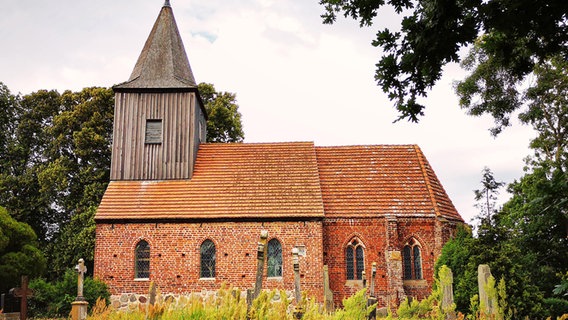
xmin=323 ymin=218 xmax=389 ymax=306
xmin=396 ymin=217 xmax=437 ymax=301
xmin=94 ymin=220 xmax=325 ymax=300
xmin=322 ymin=216 xmax=449 ymax=306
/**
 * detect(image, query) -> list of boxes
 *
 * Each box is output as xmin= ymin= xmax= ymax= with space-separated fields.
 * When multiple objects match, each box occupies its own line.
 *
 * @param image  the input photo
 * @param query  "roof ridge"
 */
xmin=201 ymin=141 xmax=315 ymax=146
xmin=315 ymin=144 xmax=416 ymax=148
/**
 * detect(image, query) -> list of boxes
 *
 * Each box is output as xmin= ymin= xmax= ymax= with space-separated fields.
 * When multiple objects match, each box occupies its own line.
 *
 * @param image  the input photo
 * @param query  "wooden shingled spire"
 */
xmin=115 ymin=1 xmax=196 ymax=89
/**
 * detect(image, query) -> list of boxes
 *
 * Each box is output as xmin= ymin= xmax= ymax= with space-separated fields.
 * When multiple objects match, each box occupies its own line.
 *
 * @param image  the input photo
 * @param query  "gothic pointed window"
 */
xmin=346 ymin=238 xmax=365 ymax=280
xmin=267 ymin=238 xmax=283 ymax=277
xmin=135 ymin=240 xmax=150 ymax=279
xmin=403 ymin=238 xmax=423 ymax=280
xmin=200 ymin=239 xmax=216 ymax=278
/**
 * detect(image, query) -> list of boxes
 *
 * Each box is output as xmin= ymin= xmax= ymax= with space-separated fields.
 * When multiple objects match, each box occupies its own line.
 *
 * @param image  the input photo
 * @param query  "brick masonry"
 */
xmin=95 ymin=220 xmax=325 ymax=301
xmin=94 ymin=216 xmax=458 ymax=307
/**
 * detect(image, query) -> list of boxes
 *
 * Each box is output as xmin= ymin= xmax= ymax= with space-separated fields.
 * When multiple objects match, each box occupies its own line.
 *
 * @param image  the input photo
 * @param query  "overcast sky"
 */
xmin=0 ymin=0 xmax=536 ymax=223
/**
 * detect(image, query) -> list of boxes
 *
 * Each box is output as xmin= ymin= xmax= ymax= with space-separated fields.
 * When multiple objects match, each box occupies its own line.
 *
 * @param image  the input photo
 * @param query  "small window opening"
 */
xmin=145 ymin=119 xmax=162 ymax=144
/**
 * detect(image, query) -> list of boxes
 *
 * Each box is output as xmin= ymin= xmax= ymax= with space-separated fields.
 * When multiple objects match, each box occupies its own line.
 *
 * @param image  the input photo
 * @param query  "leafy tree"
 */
xmin=458 ymin=50 xmax=568 ymax=137
xmin=0 ymin=89 xmax=62 ymax=240
xmin=40 ymin=87 xmax=114 ymax=219
xmin=473 ymin=167 xmax=505 ymax=228
xmin=319 ymin=0 xmax=568 ymax=123
xmin=198 ymin=82 xmax=244 ymax=143
xmin=45 ymin=206 xmax=97 ymax=280
xmin=521 ymin=56 xmax=568 ymax=168
xmin=0 ymin=83 xmax=19 ymax=166
xmin=0 ymin=206 xmax=46 ymax=294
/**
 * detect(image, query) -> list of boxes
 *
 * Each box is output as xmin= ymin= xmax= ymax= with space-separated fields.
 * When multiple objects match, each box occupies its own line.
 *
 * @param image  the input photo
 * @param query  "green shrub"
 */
xmin=543 ymin=298 xmax=568 ymax=319
xmin=29 ymin=269 xmax=109 ymax=318
xmin=332 ymin=289 xmax=375 ymax=320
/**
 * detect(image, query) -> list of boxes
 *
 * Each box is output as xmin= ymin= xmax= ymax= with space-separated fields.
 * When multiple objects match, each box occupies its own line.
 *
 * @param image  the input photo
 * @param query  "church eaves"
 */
xmin=114 ymin=2 xmax=197 ymax=90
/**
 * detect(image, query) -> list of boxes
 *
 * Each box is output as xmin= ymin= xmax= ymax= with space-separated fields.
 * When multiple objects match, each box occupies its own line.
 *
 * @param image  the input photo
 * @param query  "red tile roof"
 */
xmin=96 ymin=142 xmax=325 ymax=220
xmin=96 ymin=142 xmax=462 ymax=221
xmin=315 ymin=145 xmax=462 ymax=221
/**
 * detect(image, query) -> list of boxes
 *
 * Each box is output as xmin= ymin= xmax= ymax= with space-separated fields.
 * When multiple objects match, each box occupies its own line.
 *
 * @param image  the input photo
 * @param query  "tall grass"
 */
xmin=87 ymin=285 xmax=373 ymax=320
xmin=85 ymin=278 xmax=568 ymax=320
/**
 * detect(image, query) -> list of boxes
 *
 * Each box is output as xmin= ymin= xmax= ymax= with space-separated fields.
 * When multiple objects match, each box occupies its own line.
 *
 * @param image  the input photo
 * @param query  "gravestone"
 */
xmin=1 ymin=292 xmax=20 ymax=313
xmin=292 ymin=248 xmax=303 ymax=319
xmin=367 ymin=262 xmax=377 ymax=320
xmin=439 ymin=265 xmax=456 ymax=320
xmin=70 ymin=259 xmax=89 ymax=320
xmin=477 ymin=264 xmax=497 ymax=317
xmin=9 ymin=276 xmax=33 ymax=320
xmin=322 ymin=265 xmax=334 ymax=312
xmin=249 ymin=231 xmax=268 ymax=304
xmin=148 ymin=282 xmax=157 ymax=306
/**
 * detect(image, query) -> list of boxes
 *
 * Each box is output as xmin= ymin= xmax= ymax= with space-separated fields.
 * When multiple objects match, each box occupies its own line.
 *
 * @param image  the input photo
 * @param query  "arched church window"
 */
xmin=200 ymin=239 xmax=216 ymax=278
xmin=267 ymin=238 xmax=283 ymax=277
xmin=403 ymin=238 xmax=423 ymax=280
xmin=346 ymin=238 xmax=365 ymax=280
xmin=135 ymin=240 xmax=150 ymax=279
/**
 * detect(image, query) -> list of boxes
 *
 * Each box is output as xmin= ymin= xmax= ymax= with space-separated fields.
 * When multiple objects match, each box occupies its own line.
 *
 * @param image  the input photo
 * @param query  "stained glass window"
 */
xmin=346 ymin=246 xmax=354 ymax=280
xmin=413 ymin=245 xmax=422 ymax=279
xmin=200 ymin=239 xmax=216 ymax=278
xmin=267 ymin=239 xmax=283 ymax=277
xmin=346 ymin=238 xmax=364 ymax=280
xmin=403 ymin=245 xmax=412 ymax=280
xmin=355 ymin=246 xmax=364 ymax=280
xmin=402 ymin=238 xmax=423 ymax=280
xmin=135 ymin=240 xmax=150 ymax=279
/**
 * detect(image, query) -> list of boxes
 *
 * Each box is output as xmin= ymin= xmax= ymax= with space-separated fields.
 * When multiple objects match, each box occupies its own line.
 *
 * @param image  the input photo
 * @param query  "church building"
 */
xmin=94 ymin=2 xmax=463 ymax=308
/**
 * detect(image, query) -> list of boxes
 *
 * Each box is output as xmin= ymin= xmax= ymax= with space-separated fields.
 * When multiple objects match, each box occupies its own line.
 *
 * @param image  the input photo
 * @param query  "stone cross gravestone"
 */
xmin=71 ymin=259 xmax=89 ymax=320
xmin=75 ymin=259 xmax=87 ymax=301
xmin=9 ymin=276 xmax=33 ymax=320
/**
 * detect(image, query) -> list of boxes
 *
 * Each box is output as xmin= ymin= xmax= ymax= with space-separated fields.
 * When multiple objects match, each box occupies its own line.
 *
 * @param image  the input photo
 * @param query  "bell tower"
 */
xmin=110 ymin=1 xmax=206 ymax=180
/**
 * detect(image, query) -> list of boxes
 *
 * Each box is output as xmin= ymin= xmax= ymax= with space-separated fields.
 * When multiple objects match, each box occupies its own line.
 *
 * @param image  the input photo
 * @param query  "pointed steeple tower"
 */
xmin=111 ymin=2 xmax=207 ymax=181
xmin=115 ymin=1 xmax=197 ymax=89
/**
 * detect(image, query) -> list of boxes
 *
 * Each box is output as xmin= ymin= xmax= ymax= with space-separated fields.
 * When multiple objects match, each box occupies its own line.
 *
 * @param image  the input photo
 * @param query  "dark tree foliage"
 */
xmin=502 ymin=168 xmax=568 ymax=297
xmin=0 ymin=89 xmax=62 ymax=240
xmin=198 ymin=82 xmax=245 ymax=143
xmin=320 ymin=0 xmax=568 ymax=123
xmin=436 ymin=210 xmax=548 ymax=318
xmin=0 ymin=206 xmax=46 ymax=294
xmin=0 ymin=85 xmax=114 ymax=280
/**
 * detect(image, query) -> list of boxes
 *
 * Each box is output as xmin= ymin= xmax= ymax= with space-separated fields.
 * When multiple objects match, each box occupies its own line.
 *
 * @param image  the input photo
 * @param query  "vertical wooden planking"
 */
xmin=189 ymin=94 xmax=195 ymax=178
xmin=111 ymin=91 xmax=198 ymax=181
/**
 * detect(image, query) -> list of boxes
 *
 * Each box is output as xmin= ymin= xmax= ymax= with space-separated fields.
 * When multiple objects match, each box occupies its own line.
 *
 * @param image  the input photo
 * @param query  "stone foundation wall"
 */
xmin=0 ymin=313 xmax=20 ymax=320
xmin=109 ymin=289 xmax=295 ymax=312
